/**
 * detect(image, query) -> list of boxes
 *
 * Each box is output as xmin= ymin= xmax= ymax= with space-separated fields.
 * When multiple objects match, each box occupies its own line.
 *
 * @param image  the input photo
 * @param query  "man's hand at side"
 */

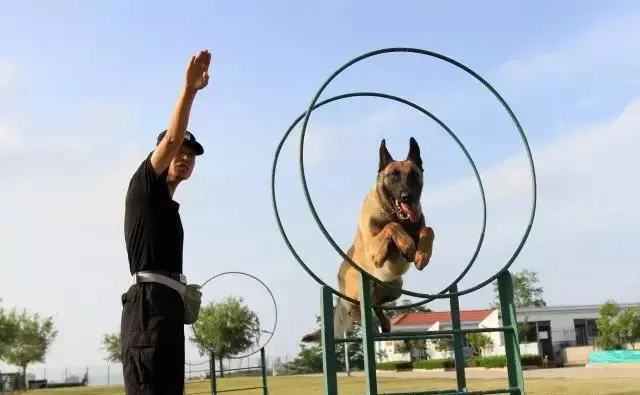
xmin=151 ymin=50 xmax=211 ymax=175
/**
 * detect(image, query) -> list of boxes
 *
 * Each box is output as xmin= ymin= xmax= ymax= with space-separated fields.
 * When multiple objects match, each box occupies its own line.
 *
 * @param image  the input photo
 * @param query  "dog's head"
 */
xmin=377 ymin=137 xmax=424 ymax=223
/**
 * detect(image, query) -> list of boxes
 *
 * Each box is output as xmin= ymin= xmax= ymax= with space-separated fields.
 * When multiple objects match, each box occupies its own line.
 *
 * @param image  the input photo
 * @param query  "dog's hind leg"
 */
xmin=334 ymin=298 xmax=356 ymax=338
xmin=371 ymin=279 xmax=403 ymax=333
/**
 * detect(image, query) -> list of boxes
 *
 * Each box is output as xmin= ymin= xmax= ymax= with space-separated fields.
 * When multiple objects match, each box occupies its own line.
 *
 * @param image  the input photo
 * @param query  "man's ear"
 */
xmin=379 ymin=139 xmax=394 ymax=172
xmin=406 ymin=137 xmax=423 ymax=171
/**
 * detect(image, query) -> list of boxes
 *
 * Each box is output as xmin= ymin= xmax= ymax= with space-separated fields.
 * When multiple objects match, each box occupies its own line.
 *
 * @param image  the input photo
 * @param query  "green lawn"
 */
xmin=23 ymin=375 xmax=640 ymax=395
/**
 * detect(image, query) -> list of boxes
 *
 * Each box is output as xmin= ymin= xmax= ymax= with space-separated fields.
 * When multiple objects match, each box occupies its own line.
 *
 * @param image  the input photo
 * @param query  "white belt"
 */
xmin=132 ymin=272 xmax=187 ymax=298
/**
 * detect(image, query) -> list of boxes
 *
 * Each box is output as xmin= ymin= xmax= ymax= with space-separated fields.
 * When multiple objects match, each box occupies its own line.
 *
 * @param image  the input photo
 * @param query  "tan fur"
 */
xmin=338 ymin=179 xmax=434 ymax=327
xmin=300 ymin=138 xmax=435 ymax=342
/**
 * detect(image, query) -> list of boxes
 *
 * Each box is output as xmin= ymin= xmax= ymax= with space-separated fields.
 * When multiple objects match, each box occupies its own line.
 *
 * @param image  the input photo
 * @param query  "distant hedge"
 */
xmin=377 ymin=354 xmax=542 ymax=371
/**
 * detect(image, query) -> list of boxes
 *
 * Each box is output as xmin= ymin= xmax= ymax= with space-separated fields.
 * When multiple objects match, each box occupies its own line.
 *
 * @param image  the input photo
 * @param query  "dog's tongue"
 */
xmin=401 ymin=203 xmax=420 ymax=222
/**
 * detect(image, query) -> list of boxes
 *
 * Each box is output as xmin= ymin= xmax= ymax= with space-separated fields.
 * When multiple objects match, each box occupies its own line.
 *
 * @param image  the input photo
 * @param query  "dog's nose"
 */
xmin=400 ymin=192 xmax=411 ymax=203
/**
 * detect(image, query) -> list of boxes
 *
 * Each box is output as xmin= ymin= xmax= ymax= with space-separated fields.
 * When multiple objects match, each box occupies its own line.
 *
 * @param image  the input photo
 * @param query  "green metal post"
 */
xmin=498 ymin=270 xmax=525 ymax=395
xmin=260 ymin=347 xmax=268 ymax=395
xmin=359 ymin=271 xmax=378 ymax=395
xmin=449 ymin=284 xmax=468 ymax=392
xmin=320 ymin=285 xmax=338 ymax=395
xmin=210 ymin=352 xmax=218 ymax=395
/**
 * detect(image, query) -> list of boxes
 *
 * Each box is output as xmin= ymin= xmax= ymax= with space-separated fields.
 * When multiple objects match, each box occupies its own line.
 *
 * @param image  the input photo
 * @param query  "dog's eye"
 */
xmin=387 ymin=171 xmax=399 ymax=181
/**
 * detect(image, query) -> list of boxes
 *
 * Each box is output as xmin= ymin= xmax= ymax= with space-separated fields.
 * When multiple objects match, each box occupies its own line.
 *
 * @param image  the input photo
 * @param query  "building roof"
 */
xmin=391 ymin=309 xmax=494 ymax=326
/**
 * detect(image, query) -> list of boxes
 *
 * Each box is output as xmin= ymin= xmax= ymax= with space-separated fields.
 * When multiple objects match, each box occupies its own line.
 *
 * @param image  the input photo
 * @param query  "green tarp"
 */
xmin=588 ymin=350 xmax=640 ymax=364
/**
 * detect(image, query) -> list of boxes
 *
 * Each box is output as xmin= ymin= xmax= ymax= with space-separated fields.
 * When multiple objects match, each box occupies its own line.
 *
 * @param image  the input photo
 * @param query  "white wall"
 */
xmin=516 ymin=307 xmax=599 ymax=346
xmin=484 ymin=342 xmax=539 ymax=357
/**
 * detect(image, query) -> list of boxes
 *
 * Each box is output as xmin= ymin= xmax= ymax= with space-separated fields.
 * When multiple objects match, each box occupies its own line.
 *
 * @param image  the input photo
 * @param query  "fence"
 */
xmin=1 ymin=353 xmax=297 ymax=389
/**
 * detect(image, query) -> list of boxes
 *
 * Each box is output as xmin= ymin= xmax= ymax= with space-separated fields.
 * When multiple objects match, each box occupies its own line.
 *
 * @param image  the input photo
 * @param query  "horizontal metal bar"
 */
xmin=334 ymin=334 xmax=452 ymax=344
xmin=382 ymin=387 xmax=518 ymax=395
xmin=334 ymin=337 xmax=361 ymax=344
xmin=220 ymin=365 xmax=263 ymax=373
xmin=375 ymin=326 xmax=513 ymax=341
xmin=215 ymin=386 xmax=265 ymax=393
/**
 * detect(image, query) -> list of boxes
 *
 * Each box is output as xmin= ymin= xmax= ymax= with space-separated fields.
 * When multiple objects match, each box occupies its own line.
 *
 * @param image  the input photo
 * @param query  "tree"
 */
xmin=394 ymin=338 xmax=427 ymax=361
xmin=281 ymin=344 xmax=323 ymax=374
xmin=617 ymin=306 xmax=640 ymax=349
xmin=2 ymin=309 xmax=57 ymax=383
xmin=465 ymin=333 xmax=493 ymax=357
xmin=0 ymin=300 xmax=18 ymax=360
xmin=189 ymin=296 xmax=260 ymax=377
xmin=596 ymin=300 xmax=623 ymax=350
xmin=101 ymin=332 xmax=122 ymax=362
xmin=434 ymin=337 xmax=453 ymax=357
xmin=492 ymin=269 xmax=546 ymax=310
xmin=596 ymin=300 xmax=640 ymax=350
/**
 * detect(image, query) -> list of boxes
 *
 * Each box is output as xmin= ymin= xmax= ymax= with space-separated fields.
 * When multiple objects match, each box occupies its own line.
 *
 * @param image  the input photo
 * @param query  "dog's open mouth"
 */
xmin=394 ymin=200 xmax=421 ymax=223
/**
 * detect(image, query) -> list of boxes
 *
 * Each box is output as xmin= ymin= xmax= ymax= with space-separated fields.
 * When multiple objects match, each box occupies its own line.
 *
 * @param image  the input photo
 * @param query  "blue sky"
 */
xmin=1 ymin=0 xmax=639 ymax=383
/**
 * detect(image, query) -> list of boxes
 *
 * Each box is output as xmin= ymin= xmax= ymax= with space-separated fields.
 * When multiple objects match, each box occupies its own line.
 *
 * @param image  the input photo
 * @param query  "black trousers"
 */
xmin=121 ymin=283 xmax=185 ymax=395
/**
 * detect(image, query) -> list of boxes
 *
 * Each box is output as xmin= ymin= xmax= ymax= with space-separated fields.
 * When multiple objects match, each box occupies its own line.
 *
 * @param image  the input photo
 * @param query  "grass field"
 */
xmin=21 ymin=374 xmax=640 ymax=395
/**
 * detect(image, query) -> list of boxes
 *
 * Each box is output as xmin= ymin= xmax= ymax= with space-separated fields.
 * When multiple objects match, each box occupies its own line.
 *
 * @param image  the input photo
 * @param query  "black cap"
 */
xmin=156 ymin=130 xmax=204 ymax=156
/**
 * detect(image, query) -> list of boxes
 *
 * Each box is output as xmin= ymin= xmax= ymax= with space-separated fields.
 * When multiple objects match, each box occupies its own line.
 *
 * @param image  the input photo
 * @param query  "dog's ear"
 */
xmin=379 ymin=139 xmax=394 ymax=172
xmin=406 ymin=137 xmax=423 ymax=171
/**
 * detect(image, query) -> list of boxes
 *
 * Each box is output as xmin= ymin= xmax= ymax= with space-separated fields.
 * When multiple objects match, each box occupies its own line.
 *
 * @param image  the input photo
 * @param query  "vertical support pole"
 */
xmin=449 ymin=284 xmax=467 ymax=392
xmin=210 ymin=352 xmax=218 ymax=395
xmin=359 ymin=272 xmax=378 ymax=395
xmin=320 ymin=285 xmax=338 ymax=395
xmin=260 ymin=347 xmax=268 ymax=395
xmin=498 ymin=270 xmax=525 ymax=395
xmin=343 ymin=331 xmax=351 ymax=376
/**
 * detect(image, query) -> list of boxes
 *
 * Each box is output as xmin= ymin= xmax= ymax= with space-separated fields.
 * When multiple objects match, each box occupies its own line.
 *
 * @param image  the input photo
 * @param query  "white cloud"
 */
xmin=0 ymin=91 xmax=143 ymax=369
xmin=498 ymin=9 xmax=640 ymax=84
xmin=427 ymin=98 xmax=640 ymax=212
xmin=409 ymin=97 xmax=640 ymax=308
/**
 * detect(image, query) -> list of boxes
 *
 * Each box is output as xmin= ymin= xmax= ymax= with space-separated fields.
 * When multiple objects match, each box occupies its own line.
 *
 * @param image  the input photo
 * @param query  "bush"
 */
xmin=378 ymin=353 xmax=542 ymax=371
xmin=469 ymin=354 xmax=541 ymax=368
xmin=395 ymin=361 xmax=413 ymax=371
xmin=521 ymin=354 xmax=542 ymax=367
xmin=412 ymin=358 xmax=455 ymax=370
xmin=376 ymin=360 xmax=410 ymax=371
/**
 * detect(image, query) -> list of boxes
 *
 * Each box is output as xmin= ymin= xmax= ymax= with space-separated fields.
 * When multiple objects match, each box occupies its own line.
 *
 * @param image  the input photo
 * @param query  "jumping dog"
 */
xmin=301 ymin=137 xmax=435 ymax=342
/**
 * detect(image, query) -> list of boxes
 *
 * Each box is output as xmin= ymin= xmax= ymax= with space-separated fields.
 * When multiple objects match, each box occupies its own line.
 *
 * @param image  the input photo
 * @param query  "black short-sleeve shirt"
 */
xmin=124 ymin=153 xmax=184 ymax=276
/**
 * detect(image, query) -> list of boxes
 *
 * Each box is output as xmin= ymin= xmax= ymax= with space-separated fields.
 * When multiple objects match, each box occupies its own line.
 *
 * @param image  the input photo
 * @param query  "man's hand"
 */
xmin=150 ymin=50 xmax=211 ymax=175
xmin=185 ymin=50 xmax=211 ymax=92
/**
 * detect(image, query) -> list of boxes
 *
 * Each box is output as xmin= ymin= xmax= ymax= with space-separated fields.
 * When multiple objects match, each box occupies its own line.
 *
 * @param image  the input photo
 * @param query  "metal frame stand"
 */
xmin=320 ymin=270 xmax=525 ymax=395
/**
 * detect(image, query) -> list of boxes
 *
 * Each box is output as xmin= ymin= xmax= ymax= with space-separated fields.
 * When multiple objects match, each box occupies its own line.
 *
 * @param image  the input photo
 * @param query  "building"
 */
xmin=516 ymin=303 xmax=640 ymax=364
xmin=376 ymin=309 xmax=537 ymax=362
xmin=375 ymin=302 xmax=640 ymax=364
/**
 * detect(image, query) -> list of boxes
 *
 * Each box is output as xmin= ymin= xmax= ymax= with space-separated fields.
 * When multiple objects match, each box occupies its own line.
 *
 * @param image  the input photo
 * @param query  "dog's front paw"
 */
xmin=396 ymin=233 xmax=416 ymax=259
xmin=414 ymin=250 xmax=432 ymax=270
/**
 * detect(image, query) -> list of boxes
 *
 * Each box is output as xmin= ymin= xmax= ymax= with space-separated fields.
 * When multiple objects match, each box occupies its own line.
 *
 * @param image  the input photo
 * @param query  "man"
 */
xmin=120 ymin=49 xmax=211 ymax=395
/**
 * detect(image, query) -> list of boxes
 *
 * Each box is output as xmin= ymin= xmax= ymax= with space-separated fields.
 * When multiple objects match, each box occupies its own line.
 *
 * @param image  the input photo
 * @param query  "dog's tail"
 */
xmin=300 ymin=299 xmax=355 ymax=343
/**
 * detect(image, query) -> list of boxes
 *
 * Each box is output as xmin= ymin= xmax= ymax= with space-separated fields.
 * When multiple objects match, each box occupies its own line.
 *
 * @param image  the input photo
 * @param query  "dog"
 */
xmin=301 ymin=137 xmax=435 ymax=342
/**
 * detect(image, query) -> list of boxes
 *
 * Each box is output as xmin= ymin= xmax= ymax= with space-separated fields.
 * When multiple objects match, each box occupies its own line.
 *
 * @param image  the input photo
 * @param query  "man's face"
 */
xmin=167 ymin=144 xmax=196 ymax=182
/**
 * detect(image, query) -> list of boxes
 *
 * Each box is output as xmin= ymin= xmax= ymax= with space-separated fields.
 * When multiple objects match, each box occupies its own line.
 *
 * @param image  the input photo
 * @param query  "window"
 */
xmin=587 ymin=319 xmax=599 ymax=338
xmin=574 ymin=318 xmax=599 ymax=346
xmin=518 ymin=322 xmax=538 ymax=344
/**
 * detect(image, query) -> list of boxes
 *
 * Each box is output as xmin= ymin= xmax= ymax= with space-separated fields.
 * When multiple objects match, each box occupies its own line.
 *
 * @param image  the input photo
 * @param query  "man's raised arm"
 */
xmin=151 ymin=50 xmax=211 ymax=175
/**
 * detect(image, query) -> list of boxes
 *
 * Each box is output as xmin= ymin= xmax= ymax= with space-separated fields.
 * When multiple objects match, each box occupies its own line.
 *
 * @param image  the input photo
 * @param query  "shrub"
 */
xmin=376 ymin=360 xmax=410 ymax=371
xmin=521 ymin=354 xmax=542 ymax=367
xmin=412 ymin=358 xmax=455 ymax=370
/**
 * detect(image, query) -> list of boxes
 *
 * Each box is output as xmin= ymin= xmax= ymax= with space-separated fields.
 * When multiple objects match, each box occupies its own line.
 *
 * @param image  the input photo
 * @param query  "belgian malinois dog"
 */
xmin=301 ymin=137 xmax=435 ymax=342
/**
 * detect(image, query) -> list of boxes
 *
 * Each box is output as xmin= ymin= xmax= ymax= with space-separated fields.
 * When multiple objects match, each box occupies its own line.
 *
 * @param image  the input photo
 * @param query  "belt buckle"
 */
xmin=179 ymin=274 xmax=187 ymax=284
